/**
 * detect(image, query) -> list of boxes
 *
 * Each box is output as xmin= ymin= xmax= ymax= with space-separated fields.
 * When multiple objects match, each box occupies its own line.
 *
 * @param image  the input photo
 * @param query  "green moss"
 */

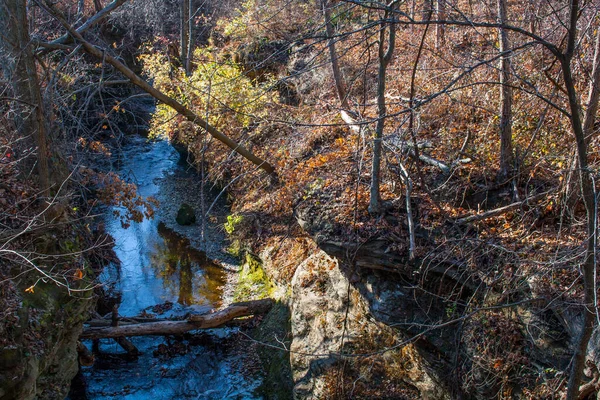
xmin=253 ymin=301 xmax=294 ymax=400
xmin=233 ymin=253 xmax=274 ymax=301
xmin=226 ymin=239 xmax=243 ymax=258
xmin=224 ymin=213 xmax=243 ymax=235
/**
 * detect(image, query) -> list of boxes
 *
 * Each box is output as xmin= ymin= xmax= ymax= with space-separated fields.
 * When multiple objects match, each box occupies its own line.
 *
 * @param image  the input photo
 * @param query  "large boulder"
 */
xmin=176 ymin=203 xmax=196 ymax=226
xmin=289 ymin=251 xmax=449 ymax=399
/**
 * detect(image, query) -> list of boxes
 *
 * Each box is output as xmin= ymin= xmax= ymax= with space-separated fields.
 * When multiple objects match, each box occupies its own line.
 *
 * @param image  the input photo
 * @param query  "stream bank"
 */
xmin=68 ymin=136 xmax=268 ymax=399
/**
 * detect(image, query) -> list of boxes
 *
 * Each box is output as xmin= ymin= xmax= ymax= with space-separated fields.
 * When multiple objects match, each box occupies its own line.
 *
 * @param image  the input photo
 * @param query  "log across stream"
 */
xmin=82 ymin=299 xmax=273 ymax=339
xmin=69 ymin=136 xmax=266 ymax=400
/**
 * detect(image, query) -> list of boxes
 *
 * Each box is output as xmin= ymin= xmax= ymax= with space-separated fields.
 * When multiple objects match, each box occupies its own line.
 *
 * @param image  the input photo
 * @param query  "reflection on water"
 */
xmin=152 ymin=222 xmax=225 ymax=310
xmin=69 ymin=137 xmax=262 ymax=400
xmin=98 ymin=137 xmax=225 ymax=317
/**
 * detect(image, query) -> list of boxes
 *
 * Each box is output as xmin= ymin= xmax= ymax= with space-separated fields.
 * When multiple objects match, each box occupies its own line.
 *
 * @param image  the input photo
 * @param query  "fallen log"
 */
xmin=455 ymin=192 xmax=549 ymax=224
xmin=114 ymin=336 xmax=139 ymax=355
xmin=81 ymin=299 xmax=274 ymax=339
xmin=87 ymin=317 xmax=162 ymax=327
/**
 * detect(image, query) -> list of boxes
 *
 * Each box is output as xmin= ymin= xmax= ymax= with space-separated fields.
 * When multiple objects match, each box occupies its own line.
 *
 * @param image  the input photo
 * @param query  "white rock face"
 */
xmin=290 ymin=251 xmax=354 ymax=398
xmin=289 ymin=250 xmax=450 ymax=400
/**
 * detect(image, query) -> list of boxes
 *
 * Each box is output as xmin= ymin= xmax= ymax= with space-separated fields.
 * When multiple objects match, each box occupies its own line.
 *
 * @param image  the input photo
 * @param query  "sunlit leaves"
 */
xmin=141 ymin=47 xmax=275 ymax=144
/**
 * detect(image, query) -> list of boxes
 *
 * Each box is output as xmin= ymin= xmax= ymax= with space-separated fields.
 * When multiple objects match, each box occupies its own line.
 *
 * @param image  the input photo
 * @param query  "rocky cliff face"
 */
xmin=257 ymin=238 xmax=452 ymax=399
xmin=288 ymin=250 xmax=449 ymax=399
xmin=0 ymin=228 xmax=98 ymax=400
xmin=250 ymin=199 xmax=575 ymax=399
xmin=0 ymin=280 xmax=94 ymax=400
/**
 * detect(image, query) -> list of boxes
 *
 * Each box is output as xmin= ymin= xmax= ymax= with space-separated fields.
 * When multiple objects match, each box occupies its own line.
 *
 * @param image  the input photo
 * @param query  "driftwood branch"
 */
xmin=340 ymin=110 xmax=363 ymax=134
xmin=40 ymin=0 xmax=275 ymax=175
xmin=455 ymin=192 xmax=548 ymax=224
xmin=81 ymin=299 xmax=274 ymax=339
xmin=340 ymin=110 xmax=454 ymax=174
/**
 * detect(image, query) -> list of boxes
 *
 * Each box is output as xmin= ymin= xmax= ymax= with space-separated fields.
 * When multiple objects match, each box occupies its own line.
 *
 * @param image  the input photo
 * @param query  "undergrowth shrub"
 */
xmin=142 ymin=46 xmax=276 ymax=145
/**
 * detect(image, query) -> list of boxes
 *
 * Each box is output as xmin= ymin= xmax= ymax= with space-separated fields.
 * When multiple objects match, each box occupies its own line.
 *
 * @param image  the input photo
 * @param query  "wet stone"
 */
xmin=176 ymin=203 xmax=196 ymax=225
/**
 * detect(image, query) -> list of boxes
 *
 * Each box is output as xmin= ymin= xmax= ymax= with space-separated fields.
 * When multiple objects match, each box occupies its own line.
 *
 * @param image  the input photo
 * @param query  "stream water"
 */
xmin=69 ymin=136 xmax=262 ymax=399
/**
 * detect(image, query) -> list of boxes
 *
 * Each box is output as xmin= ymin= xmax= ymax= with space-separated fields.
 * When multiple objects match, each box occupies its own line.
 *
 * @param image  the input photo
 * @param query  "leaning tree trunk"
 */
xmin=43 ymin=1 xmax=275 ymax=174
xmin=0 ymin=0 xmax=51 ymax=193
xmin=497 ymin=0 xmax=514 ymax=179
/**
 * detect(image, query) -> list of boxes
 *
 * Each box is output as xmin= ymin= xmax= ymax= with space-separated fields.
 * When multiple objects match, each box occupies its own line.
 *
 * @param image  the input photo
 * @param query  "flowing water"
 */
xmin=69 ymin=136 xmax=262 ymax=399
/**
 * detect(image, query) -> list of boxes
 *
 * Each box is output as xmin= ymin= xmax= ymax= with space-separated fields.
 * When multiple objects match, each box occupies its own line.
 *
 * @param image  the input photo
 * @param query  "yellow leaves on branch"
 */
xmin=141 ymin=46 xmax=275 ymax=142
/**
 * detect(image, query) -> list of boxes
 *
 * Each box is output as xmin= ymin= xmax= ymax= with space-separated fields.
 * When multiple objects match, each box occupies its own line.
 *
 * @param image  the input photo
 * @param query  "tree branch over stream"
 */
xmin=38 ymin=0 xmax=275 ymax=175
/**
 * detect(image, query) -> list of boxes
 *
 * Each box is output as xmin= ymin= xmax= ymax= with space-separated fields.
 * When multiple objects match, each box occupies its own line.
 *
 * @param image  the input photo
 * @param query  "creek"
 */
xmin=68 ymin=136 xmax=263 ymax=399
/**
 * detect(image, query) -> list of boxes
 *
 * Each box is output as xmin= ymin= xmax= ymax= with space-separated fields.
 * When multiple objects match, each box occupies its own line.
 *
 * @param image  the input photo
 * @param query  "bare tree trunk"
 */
xmin=421 ymin=0 xmax=433 ymax=21
xmin=43 ymin=1 xmax=275 ymax=174
xmin=369 ymin=2 xmax=397 ymax=214
xmin=322 ymin=0 xmax=349 ymax=109
xmin=186 ymin=0 xmax=194 ymax=74
xmin=181 ymin=0 xmax=190 ymax=74
xmin=583 ymin=28 xmax=600 ymax=146
xmin=527 ymin=0 xmax=537 ymax=34
xmin=563 ymin=1 xmax=599 ymax=398
xmin=0 ymin=0 xmax=51 ymax=192
xmin=435 ymin=0 xmax=445 ymax=48
xmin=497 ymin=0 xmax=513 ymax=179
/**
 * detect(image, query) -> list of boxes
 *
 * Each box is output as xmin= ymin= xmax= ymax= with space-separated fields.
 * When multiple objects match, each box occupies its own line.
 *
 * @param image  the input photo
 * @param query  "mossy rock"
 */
xmin=176 ymin=203 xmax=196 ymax=225
xmin=253 ymin=301 xmax=294 ymax=400
xmin=0 ymin=229 xmax=96 ymax=400
xmin=234 ymin=253 xmax=275 ymax=301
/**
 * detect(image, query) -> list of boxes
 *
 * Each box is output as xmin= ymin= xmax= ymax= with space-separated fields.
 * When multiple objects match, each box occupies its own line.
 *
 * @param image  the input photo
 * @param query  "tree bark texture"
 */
xmin=0 ymin=0 xmax=51 ymax=192
xmin=497 ymin=0 xmax=513 ymax=179
xmin=186 ymin=0 xmax=194 ymax=74
xmin=369 ymin=3 xmax=397 ymax=214
xmin=562 ymin=1 xmax=599 ymax=398
xmin=435 ymin=0 xmax=445 ymax=48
